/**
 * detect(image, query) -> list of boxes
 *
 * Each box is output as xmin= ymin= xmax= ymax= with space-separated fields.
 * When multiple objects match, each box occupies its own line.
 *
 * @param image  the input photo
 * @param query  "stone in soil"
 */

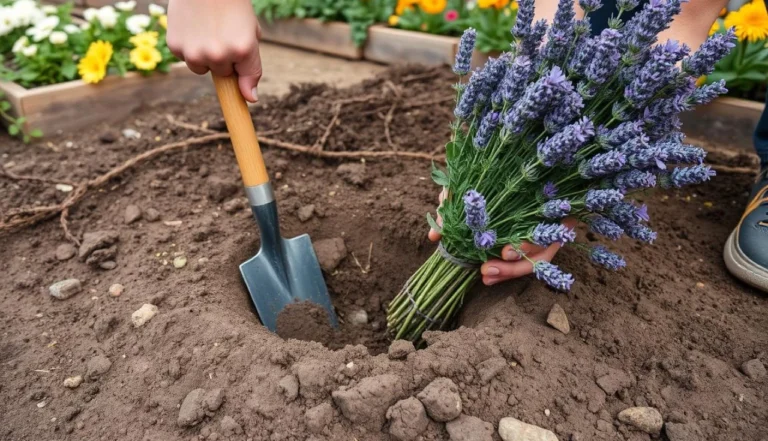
xmin=445 ymin=415 xmax=494 ymax=441
xmin=122 ymin=128 xmax=141 ymax=139
xmin=86 ymin=355 xmax=112 ymax=380
xmin=124 ymin=205 xmax=142 ymax=224
xmin=332 ymin=374 xmax=403 ymax=430
xmin=49 ymin=279 xmax=82 ymax=300
xmin=55 ymin=243 xmax=76 ymax=261
xmin=336 ymin=162 xmax=369 ymax=187
xmin=546 ymin=304 xmax=570 ymax=334
xmin=219 ymin=416 xmax=242 ymax=436
xmin=665 ymin=423 xmax=704 ymax=441
xmin=207 ymin=176 xmax=238 ymax=202
xmin=172 ymin=256 xmax=187 ymax=269
xmin=86 ymin=246 xmax=117 ymax=268
xmin=203 ymin=388 xmax=224 ymax=412
xmin=298 ymin=204 xmax=315 ymax=222
xmin=386 ymin=397 xmax=429 ymax=441
xmin=388 ymin=340 xmax=415 ymax=360
xmin=617 ymin=407 xmax=663 ymax=435
xmin=740 ymin=359 xmax=766 ymax=381
xmin=63 ymin=376 xmax=83 ymax=389
xmin=131 ymin=304 xmax=158 ymax=327
xmin=498 ymin=417 xmax=558 ymax=441
xmin=417 ymin=377 xmax=462 ymax=422
xmin=347 ymin=308 xmax=368 ymax=326
xmin=476 ymin=357 xmax=507 ymax=384
xmin=178 ymin=389 xmax=206 ymax=427
xmin=278 ymin=374 xmax=299 ymax=401
xmin=78 ymin=230 xmax=119 ymax=260
xmin=305 ymin=402 xmax=333 ymax=434
xmin=596 ymin=367 xmax=633 ymax=395
xmin=108 ymin=283 xmax=124 ymax=297
xmin=144 ymin=208 xmax=161 ymax=222
xmin=312 ymin=237 xmax=347 ymax=272
xmin=222 ymin=197 xmax=247 ymax=213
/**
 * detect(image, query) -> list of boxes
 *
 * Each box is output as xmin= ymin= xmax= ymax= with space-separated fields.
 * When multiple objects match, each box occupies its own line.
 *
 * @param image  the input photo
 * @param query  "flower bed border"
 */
xmin=0 ymin=61 xmax=211 ymax=135
xmin=364 ymin=25 xmax=459 ymax=66
xmin=259 ymin=18 xmax=363 ymax=60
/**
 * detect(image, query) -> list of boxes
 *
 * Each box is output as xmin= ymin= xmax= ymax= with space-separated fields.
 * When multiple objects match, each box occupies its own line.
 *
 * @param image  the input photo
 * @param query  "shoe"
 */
xmin=724 ymin=167 xmax=768 ymax=292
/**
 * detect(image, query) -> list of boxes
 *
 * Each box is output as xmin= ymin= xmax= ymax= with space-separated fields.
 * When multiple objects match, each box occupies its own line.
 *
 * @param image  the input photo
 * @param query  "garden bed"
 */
xmin=0 ymin=62 xmax=211 ymax=135
xmin=259 ymin=18 xmax=363 ymax=60
xmin=683 ymin=96 xmax=766 ymax=153
xmin=364 ymin=25 xmax=459 ymax=66
xmin=0 ymin=66 xmax=767 ymax=441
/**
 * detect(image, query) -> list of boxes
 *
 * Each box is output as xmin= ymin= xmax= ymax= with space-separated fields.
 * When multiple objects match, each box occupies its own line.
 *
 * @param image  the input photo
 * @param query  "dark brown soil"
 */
xmin=1 ymin=65 xmax=767 ymax=441
xmin=276 ymin=302 xmax=334 ymax=345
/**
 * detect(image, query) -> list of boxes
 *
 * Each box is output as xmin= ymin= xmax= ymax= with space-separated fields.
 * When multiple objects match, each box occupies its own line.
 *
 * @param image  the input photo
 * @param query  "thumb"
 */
xmin=234 ymin=43 xmax=263 ymax=103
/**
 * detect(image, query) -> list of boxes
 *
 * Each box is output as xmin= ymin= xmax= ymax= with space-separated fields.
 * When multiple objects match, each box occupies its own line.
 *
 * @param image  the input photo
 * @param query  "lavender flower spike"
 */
xmin=590 ymin=246 xmax=627 ymax=270
xmin=626 ymin=224 xmax=658 ymax=244
xmin=662 ymin=143 xmax=706 ymax=164
xmin=532 ymin=223 xmax=577 ymax=247
xmin=512 ymin=0 xmax=535 ymax=40
xmin=504 ymin=66 xmax=571 ymax=134
xmin=683 ymin=28 xmax=736 ymax=77
xmin=542 ymin=199 xmax=572 ymax=219
xmin=625 ymin=39 xmax=688 ymax=107
xmin=463 ymin=190 xmax=489 ymax=230
xmin=544 ymin=90 xmax=584 ymax=133
xmin=579 ymin=0 xmax=602 ymax=13
xmin=625 ymin=0 xmax=683 ymax=51
xmin=613 ymin=170 xmax=657 ymax=191
xmin=474 ymin=111 xmax=500 ymax=149
xmin=579 ymin=150 xmax=627 ymax=178
xmin=543 ymin=182 xmax=558 ymax=199
xmin=600 ymin=120 xmax=645 ymax=147
xmin=538 ymin=117 xmax=596 ymax=166
xmin=660 ymin=165 xmax=716 ymax=188
xmin=586 ymin=28 xmax=622 ymax=85
xmin=453 ymin=28 xmax=477 ymax=76
xmin=475 ymin=230 xmax=497 ymax=250
xmin=689 ymin=80 xmax=728 ymax=106
xmin=517 ymin=19 xmax=548 ymax=60
xmin=629 ymin=145 xmax=668 ymax=170
xmin=617 ymin=0 xmax=640 ymax=11
xmin=494 ymin=56 xmax=533 ymax=107
xmin=534 ymin=261 xmax=575 ymax=291
xmin=589 ymin=216 xmax=624 ymax=240
xmin=610 ymin=201 xmax=649 ymax=227
xmin=585 ymin=189 xmax=624 ymax=212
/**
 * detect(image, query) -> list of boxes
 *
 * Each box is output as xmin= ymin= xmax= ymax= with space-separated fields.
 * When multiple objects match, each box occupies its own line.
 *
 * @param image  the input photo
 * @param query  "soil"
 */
xmin=1 ymin=65 xmax=767 ymax=441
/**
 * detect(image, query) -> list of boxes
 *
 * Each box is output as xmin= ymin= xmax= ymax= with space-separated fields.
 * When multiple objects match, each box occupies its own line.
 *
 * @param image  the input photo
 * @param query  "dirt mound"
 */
xmin=0 ymin=65 xmax=766 ymax=441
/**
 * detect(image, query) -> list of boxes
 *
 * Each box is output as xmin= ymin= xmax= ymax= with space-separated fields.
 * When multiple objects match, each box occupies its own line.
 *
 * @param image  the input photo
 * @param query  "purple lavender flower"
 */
xmin=544 ymin=90 xmax=584 ymax=133
xmin=624 ymin=0 xmax=683 ymax=52
xmin=660 ymin=165 xmax=716 ymax=188
xmin=580 ymin=150 xmax=627 ymax=178
xmin=613 ymin=170 xmax=658 ymax=190
xmin=475 ymin=230 xmax=497 ymax=249
xmin=512 ymin=0 xmax=535 ymax=40
xmin=538 ymin=117 xmax=595 ymax=166
xmin=589 ymin=215 xmax=625 ymax=240
xmin=590 ymin=246 xmax=627 ymax=270
xmin=585 ymin=189 xmax=625 ymax=212
xmin=600 ymin=121 xmax=645 ymax=147
xmin=543 ymin=0 xmax=576 ymax=64
xmin=625 ymin=40 xmax=688 ymax=107
xmin=626 ymin=224 xmax=657 ymax=243
xmin=643 ymin=95 xmax=690 ymax=129
xmin=517 ymin=19 xmax=549 ymax=60
xmin=617 ymin=0 xmax=640 ymax=11
xmin=454 ymin=70 xmax=484 ymax=119
xmin=542 ymin=199 xmax=572 ymax=219
xmin=532 ymin=223 xmax=577 ymax=247
xmin=477 ymin=56 xmax=509 ymax=108
xmin=574 ymin=16 xmax=592 ymax=36
xmin=453 ymin=28 xmax=477 ymax=75
xmin=543 ymin=182 xmax=559 ymax=199
xmin=493 ymin=56 xmax=534 ymax=107
xmin=474 ymin=111 xmax=500 ymax=149
xmin=662 ymin=143 xmax=706 ymax=164
xmin=628 ymin=145 xmax=668 ymax=170
xmin=579 ymin=0 xmax=602 ymax=13
xmin=463 ymin=190 xmax=489 ymax=230
xmin=504 ymin=66 xmax=571 ymax=133
xmin=568 ymin=37 xmax=596 ymax=78
xmin=586 ymin=29 xmax=623 ymax=85
xmin=609 ymin=201 xmax=649 ymax=227
xmin=534 ymin=261 xmax=575 ymax=291
xmin=689 ymin=80 xmax=728 ymax=106
xmin=616 ymin=134 xmax=651 ymax=155
xmin=683 ymin=28 xmax=736 ymax=77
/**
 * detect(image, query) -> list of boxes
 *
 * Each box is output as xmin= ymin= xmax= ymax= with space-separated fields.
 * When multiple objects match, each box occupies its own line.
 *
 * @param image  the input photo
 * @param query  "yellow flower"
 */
xmin=130 ymin=31 xmax=159 ymax=48
xmin=709 ymin=20 xmax=721 ymax=36
xmin=419 ymin=0 xmax=446 ymax=14
xmin=396 ymin=0 xmax=418 ymax=15
xmin=158 ymin=14 xmax=167 ymax=29
xmin=478 ymin=0 xmax=496 ymax=8
xmin=724 ymin=1 xmax=768 ymax=43
xmin=494 ymin=0 xmax=510 ymax=9
xmin=510 ymin=1 xmax=519 ymax=10
xmin=86 ymin=41 xmax=113 ymax=65
xmin=78 ymin=55 xmax=107 ymax=84
xmin=130 ymin=45 xmax=162 ymax=70
xmin=388 ymin=15 xmax=399 ymax=26
xmin=695 ymin=76 xmax=707 ymax=87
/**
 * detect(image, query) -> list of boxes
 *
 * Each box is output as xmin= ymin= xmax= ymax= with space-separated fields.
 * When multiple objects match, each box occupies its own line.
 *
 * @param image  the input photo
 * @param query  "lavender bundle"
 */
xmin=387 ymin=0 xmax=736 ymax=342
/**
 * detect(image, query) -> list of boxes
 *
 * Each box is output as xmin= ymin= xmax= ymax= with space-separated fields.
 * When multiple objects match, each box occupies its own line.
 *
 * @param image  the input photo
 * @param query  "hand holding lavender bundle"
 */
xmin=387 ymin=0 xmax=736 ymax=342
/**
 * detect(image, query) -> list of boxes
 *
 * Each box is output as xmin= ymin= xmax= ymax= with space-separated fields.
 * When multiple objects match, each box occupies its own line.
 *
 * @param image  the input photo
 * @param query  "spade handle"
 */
xmin=212 ymin=74 xmax=269 ymax=187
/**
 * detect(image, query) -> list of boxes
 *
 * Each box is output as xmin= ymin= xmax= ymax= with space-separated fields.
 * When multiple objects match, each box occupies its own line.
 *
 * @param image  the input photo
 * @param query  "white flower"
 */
xmin=21 ymin=44 xmax=38 ymax=57
xmin=0 ymin=8 xmax=15 ymax=36
xmin=42 ymin=5 xmax=57 ymax=14
xmin=26 ymin=26 xmax=50 ymax=42
xmin=115 ymin=1 xmax=137 ymax=12
xmin=12 ymin=35 xmax=29 ymax=53
xmin=97 ymin=6 xmax=118 ymax=28
xmin=63 ymin=23 xmax=80 ymax=34
xmin=49 ymin=30 xmax=67 ymax=45
xmin=126 ymin=14 xmax=150 ymax=35
xmin=80 ymin=22 xmax=91 ymax=31
xmin=148 ymin=3 xmax=165 ymax=17
xmin=36 ymin=15 xmax=60 ymax=31
xmin=466 ymin=0 xmax=476 ymax=10
xmin=12 ymin=0 xmax=44 ymax=27
xmin=83 ymin=7 xmax=98 ymax=22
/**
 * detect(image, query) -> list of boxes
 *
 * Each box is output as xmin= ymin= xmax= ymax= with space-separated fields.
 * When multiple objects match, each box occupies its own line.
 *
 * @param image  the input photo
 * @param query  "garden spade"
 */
xmin=212 ymin=74 xmax=339 ymax=332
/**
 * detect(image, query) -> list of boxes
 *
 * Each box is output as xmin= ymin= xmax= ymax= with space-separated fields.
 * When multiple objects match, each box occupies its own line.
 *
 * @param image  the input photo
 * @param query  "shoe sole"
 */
xmin=724 ymin=230 xmax=768 ymax=293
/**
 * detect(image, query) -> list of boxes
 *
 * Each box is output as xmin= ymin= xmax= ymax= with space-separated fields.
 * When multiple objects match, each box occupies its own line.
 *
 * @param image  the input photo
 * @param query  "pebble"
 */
xmin=278 ymin=375 xmax=299 ymax=401
xmin=55 ymin=243 xmax=76 ymax=261
xmin=203 ymin=388 xmax=225 ymax=412
xmin=63 ymin=375 xmax=83 ymax=389
xmin=37 ymin=401 xmax=46 ymax=408
xmin=124 ymin=205 xmax=142 ymax=224
xmin=222 ymin=197 xmax=247 ymax=213
xmin=498 ymin=417 xmax=558 ymax=441
xmin=386 ymin=397 xmax=428 ymax=441
xmin=617 ymin=407 xmax=663 ymax=435
xmin=178 ymin=389 xmax=206 ymax=427
xmin=546 ymin=304 xmax=570 ymax=334
xmin=55 ymin=184 xmax=73 ymax=193
xmin=297 ymin=205 xmax=315 ymax=222
xmin=446 ymin=415 xmax=494 ymax=441
xmin=173 ymin=256 xmax=187 ymax=269
xmin=86 ymin=355 xmax=112 ymax=380
xmin=417 ymin=377 xmax=462 ymax=422
xmin=99 ymin=131 xmax=117 ymax=143
xmin=144 ymin=208 xmax=161 ymax=222
xmin=122 ymin=128 xmax=141 ymax=139
xmin=131 ymin=304 xmax=158 ymax=327
xmin=99 ymin=261 xmax=117 ymax=270
xmin=49 ymin=279 xmax=82 ymax=300
xmin=348 ymin=309 xmax=368 ymax=326
xmin=108 ymin=283 xmax=124 ymax=297
xmin=740 ymin=359 xmax=766 ymax=381
xmin=388 ymin=340 xmax=416 ymax=360
xmin=313 ymin=237 xmax=347 ymax=272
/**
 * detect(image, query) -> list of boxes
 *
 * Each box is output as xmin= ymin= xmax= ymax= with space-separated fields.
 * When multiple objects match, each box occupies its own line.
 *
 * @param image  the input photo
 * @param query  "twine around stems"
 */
xmin=438 ymin=242 xmax=481 ymax=269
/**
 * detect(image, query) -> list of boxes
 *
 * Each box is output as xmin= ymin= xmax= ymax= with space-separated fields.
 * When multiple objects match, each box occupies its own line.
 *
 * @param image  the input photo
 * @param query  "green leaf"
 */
xmin=20 ymin=70 xmax=38 ymax=82
xmin=22 ymin=134 xmax=30 ymax=143
xmin=16 ymin=116 xmax=26 ymax=124
xmin=738 ymin=70 xmax=767 ymax=82
xmin=0 ymin=100 xmax=10 ymax=111
xmin=706 ymin=71 xmax=738 ymax=83
xmin=29 ymin=128 xmax=43 ymax=138
xmin=426 ymin=213 xmax=442 ymax=234
xmin=8 ymin=124 xmax=19 ymax=135
xmin=61 ymin=62 xmax=77 ymax=80
xmin=431 ymin=163 xmax=450 ymax=187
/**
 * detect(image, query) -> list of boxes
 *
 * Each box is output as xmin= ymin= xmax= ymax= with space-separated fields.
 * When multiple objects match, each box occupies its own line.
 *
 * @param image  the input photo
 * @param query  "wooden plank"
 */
xmin=0 ymin=81 xmax=28 ymax=124
xmin=4 ymin=62 xmax=211 ymax=135
xmin=260 ymin=18 xmax=362 ymax=60
xmin=364 ymin=25 xmax=458 ymax=66
xmin=682 ymin=97 xmax=765 ymax=154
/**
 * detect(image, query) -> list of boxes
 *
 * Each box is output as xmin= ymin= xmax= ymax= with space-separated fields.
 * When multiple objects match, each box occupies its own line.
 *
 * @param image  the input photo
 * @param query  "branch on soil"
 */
xmin=0 ymin=164 xmax=76 ymax=186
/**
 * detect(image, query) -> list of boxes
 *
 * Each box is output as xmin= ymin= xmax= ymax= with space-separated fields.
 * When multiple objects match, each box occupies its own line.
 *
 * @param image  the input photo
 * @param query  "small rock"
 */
xmin=144 ymin=208 xmax=161 ymax=222
xmin=108 ymin=284 xmax=124 ymax=297
xmin=387 ymin=397 xmax=428 ymax=441
xmin=86 ymin=245 xmax=117 ymax=267
xmin=207 ymin=176 xmax=238 ymax=202
xmin=305 ymin=402 xmax=333 ymax=434
xmin=62 ymin=406 xmax=81 ymax=421
xmin=99 ymin=131 xmax=117 ymax=143
xmin=596 ymin=368 xmax=633 ymax=395
xmin=332 ymin=374 xmax=403 ymax=430
xmin=297 ymin=205 xmax=315 ymax=222
xmin=131 ymin=304 xmax=158 ymax=327
xmin=313 ymin=238 xmax=347 ymax=272
xmin=446 ymin=415 xmax=494 ymax=441
xmin=546 ymin=304 xmax=570 ymax=334
xmin=336 ymin=163 xmax=368 ymax=187
xmin=476 ymin=357 xmax=507 ymax=384
xmin=122 ymin=128 xmax=141 ymax=139
xmin=99 ymin=261 xmax=117 ymax=270
xmin=78 ymin=231 xmax=119 ymax=260
xmin=665 ymin=423 xmax=703 ymax=441
xmin=173 ymin=256 xmax=187 ymax=269
xmin=55 ymin=183 xmax=74 ymax=192
xmin=348 ymin=309 xmax=368 ymax=326
xmin=49 ymin=279 xmax=82 ymax=300
xmin=124 ymin=205 xmax=142 ymax=224
xmin=741 ymin=359 xmax=766 ymax=381
xmin=222 ymin=197 xmax=247 ymax=213
xmin=498 ymin=417 xmax=558 ymax=441
xmin=203 ymin=388 xmax=224 ymax=412
xmin=93 ymin=315 xmax=119 ymax=341
xmin=617 ymin=407 xmax=663 ymax=435
xmin=417 ymin=377 xmax=462 ymax=422
xmin=178 ymin=389 xmax=206 ymax=427
xmin=168 ymin=359 xmax=181 ymax=380
xmin=55 ymin=243 xmax=76 ymax=261
xmin=278 ymin=375 xmax=299 ymax=401
xmin=388 ymin=340 xmax=416 ymax=360
xmin=63 ymin=376 xmax=83 ymax=389
xmin=220 ymin=416 xmax=242 ymax=436
xmin=86 ymin=355 xmax=112 ymax=380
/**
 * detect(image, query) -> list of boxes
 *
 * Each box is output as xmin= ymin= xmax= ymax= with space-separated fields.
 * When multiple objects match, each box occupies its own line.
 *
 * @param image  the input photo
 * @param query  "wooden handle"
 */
xmin=212 ymin=75 xmax=269 ymax=187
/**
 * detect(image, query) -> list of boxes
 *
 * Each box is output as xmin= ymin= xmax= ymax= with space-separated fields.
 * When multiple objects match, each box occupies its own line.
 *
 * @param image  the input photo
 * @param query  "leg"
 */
xmin=754 ymin=94 xmax=768 ymax=168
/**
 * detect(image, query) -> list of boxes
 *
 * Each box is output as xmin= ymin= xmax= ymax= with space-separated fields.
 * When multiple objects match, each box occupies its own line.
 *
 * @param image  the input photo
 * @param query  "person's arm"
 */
xmin=657 ymin=0 xmax=727 ymax=52
xmin=166 ymin=0 xmax=263 ymax=103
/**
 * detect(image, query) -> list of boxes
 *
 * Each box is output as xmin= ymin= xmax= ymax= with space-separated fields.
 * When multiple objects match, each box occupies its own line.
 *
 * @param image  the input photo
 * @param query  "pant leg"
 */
xmin=755 ymin=94 xmax=768 ymax=168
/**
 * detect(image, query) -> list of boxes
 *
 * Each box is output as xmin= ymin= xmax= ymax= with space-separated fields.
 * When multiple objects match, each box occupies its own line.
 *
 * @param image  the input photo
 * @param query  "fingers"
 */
xmin=428 ymin=189 xmax=447 ymax=242
xmin=481 ymin=241 xmax=562 ymax=286
xmin=235 ymin=39 xmax=262 ymax=103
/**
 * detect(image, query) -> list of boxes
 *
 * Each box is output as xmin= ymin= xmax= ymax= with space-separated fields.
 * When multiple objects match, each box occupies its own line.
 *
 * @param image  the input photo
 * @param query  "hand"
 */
xmin=167 ymin=0 xmax=263 ymax=103
xmin=428 ymin=190 xmax=577 ymax=286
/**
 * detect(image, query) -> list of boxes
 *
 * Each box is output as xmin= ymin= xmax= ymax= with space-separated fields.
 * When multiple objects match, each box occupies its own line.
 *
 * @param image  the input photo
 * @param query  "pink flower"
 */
xmin=445 ymin=9 xmax=459 ymax=21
